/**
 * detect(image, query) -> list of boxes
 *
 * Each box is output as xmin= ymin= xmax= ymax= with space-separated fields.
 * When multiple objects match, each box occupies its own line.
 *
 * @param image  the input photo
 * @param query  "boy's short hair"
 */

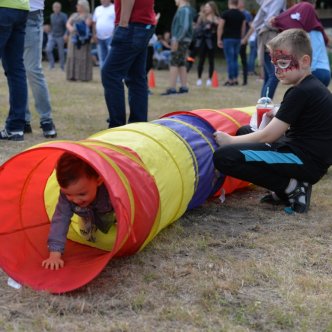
xmin=56 ymin=152 xmax=99 ymax=188
xmin=267 ymin=29 xmax=312 ymax=61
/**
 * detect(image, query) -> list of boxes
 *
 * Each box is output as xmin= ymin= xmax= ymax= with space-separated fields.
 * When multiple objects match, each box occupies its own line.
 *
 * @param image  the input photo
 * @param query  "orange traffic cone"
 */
xmin=148 ymin=69 xmax=156 ymax=88
xmin=212 ymin=70 xmax=219 ymax=88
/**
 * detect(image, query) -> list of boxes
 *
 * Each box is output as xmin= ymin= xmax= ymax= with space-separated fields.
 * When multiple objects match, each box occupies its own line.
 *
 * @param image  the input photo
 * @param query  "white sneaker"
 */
xmin=196 ymin=79 xmax=202 ymax=87
xmin=206 ymin=79 xmax=212 ymax=87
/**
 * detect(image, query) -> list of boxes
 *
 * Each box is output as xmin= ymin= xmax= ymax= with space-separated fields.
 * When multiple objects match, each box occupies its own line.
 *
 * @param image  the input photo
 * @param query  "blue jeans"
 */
xmin=46 ymin=35 xmax=66 ymax=70
xmin=223 ymin=38 xmax=241 ymax=80
xmin=312 ymin=69 xmax=331 ymax=87
xmin=248 ymin=39 xmax=257 ymax=73
xmin=0 ymin=8 xmax=28 ymax=132
xmin=102 ymin=23 xmax=154 ymax=128
xmin=24 ymin=11 xmax=53 ymax=125
xmin=261 ymin=52 xmax=279 ymax=99
xmin=97 ymin=37 xmax=112 ymax=69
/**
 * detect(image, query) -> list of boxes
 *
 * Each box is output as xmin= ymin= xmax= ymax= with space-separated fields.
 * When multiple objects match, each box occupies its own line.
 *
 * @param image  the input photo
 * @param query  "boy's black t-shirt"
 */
xmin=276 ymin=75 xmax=332 ymax=169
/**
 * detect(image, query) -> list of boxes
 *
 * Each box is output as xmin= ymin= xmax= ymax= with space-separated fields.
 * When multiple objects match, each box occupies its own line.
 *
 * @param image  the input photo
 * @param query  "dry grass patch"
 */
xmin=0 ymin=63 xmax=332 ymax=331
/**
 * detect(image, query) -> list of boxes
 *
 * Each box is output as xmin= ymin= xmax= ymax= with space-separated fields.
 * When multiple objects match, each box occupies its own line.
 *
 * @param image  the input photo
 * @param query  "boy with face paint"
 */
xmin=213 ymin=29 xmax=332 ymax=213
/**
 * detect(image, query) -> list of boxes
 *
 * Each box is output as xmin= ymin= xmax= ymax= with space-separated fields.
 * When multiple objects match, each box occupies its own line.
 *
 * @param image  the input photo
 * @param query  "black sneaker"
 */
xmin=178 ymin=86 xmax=189 ymax=94
xmin=24 ymin=122 xmax=32 ymax=134
xmin=41 ymin=122 xmax=57 ymax=138
xmin=260 ymin=191 xmax=289 ymax=206
xmin=0 ymin=128 xmax=24 ymax=141
xmin=287 ymin=182 xmax=312 ymax=213
xmin=160 ymin=88 xmax=177 ymax=96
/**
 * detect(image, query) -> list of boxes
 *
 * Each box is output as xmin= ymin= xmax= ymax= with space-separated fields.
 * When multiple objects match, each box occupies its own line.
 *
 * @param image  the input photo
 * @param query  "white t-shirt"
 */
xmin=93 ymin=4 xmax=115 ymax=40
xmin=29 ymin=0 xmax=44 ymax=11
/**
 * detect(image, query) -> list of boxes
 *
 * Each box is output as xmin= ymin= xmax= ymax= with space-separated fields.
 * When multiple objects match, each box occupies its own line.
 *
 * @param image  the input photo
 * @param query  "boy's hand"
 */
xmin=42 ymin=252 xmax=64 ymax=270
xmin=213 ymin=131 xmax=233 ymax=146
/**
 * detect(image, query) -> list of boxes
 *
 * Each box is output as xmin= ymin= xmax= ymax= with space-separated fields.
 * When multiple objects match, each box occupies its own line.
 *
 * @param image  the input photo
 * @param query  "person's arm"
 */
xmin=92 ymin=11 xmax=98 ymax=42
xmin=217 ymin=18 xmax=225 ymax=48
xmin=85 ymin=14 xmax=93 ymax=27
xmin=242 ymin=23 xmax=254 ymax=44
xmin=119 ymin=0 xmax=135 ymax=27
xmin=172 ymin=7 xmax=191 ymax=44
xmin=66 ymin=13 xmax=75 ymax=33
xmin=42 ymin=192 xmax=73 ymax=270
xmin=214 ymin=117 xmax=289 ymax=146
xmin=241 ymin=18 xmax=246 ymax=39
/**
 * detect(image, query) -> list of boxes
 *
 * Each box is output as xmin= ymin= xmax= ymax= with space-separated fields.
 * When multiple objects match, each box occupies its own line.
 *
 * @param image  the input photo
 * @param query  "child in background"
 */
xmin=42 ymin=152 xmax=115 ymax=270
xmin=213 ymin=29 xmax=332 ymax=213
xmin=161 ymin=0 xmax=194 ymax=95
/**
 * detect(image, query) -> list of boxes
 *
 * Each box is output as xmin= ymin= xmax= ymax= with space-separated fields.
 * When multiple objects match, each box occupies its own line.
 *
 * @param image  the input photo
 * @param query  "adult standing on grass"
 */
xmin=46 ymin=2 xmax=67 ymax=71
xmin=92 ymin=0 xmax=115 ymax=70
xmin=161 ymin=0 xmax=194 ymax=95
xmin=101 ymin=0 xmax=156 ymax=128
xmin=23 ymin=0 xmax=57 ymax=138
xmin=217 ymin=0 xmax=246 ymax=87
xmin=66 ymin=0 xmax=93 ymax=82
xmin=242 ymin=0 xmax=286 ymax=99
xmin=194 ymin=1 xmax=220 ymax=88
xmin=238 ymin=0 xmax=253 ymax=86
xmin=0 ymin=1 xmax=29 ymax=141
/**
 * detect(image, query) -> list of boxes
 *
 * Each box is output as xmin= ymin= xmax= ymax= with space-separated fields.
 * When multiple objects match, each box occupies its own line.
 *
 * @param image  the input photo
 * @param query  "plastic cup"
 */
xmin=256 ymin=104 xmax=274 ymax=127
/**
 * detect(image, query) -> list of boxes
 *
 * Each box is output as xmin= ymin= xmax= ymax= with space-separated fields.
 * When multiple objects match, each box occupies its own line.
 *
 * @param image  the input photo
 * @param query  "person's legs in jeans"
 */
xmin=126 ymin=45 xmax=149 ymax=123
xmin=223 ymin=39 xmax=240 ymax=83
xmin=97 ymin=37 xmax=112 ymax=69
xmin=24 ymin=11 xmax=56 ymax=136
xmin=0 ymin=8 xmax=28 ymax=136
xmin=102 ymin=24 xmax=154 ymax=128
xmin=223 ymin=38 xmax=234 ymax=82
xmin=232 ymin=39 xmax=241 ymax=83
xmin=45 ymin=35 xmax=56 ymax=69
xmin=248 ymin=39 xmax=257 ymax=73
xmin=102 ymin=40 xmax=128 ymax=127
xmin=261 ymin=52 xmax=279 ymax=98
xmin=56 ymin=36 xmax=65 ymax=70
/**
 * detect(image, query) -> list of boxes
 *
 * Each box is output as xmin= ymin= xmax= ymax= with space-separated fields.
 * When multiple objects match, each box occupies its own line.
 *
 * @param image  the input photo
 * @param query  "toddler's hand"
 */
xmin=42 ymin=252 xmax=64 ymax=270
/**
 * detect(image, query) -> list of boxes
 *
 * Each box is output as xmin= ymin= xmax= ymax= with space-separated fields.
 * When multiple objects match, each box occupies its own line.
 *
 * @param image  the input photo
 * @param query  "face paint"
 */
xmin=271 ymin=50 xmax=299 ymax=74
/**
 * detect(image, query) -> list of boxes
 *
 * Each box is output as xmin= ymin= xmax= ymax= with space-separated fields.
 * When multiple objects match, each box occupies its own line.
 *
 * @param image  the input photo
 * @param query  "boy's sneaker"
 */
xmin=160 ymin=88 xmax=177 ymax=96
xmin=0 ymin=128 xmax=24 ymax=141
xmin=24 ymin=122 xmax=32 ymax=134
xmin=206 ymin=79 xmax=212 ymax=87
xmin=287 ymin=181 xmax=312 ymax=213
xmin=41 ymin=122 xmax=57 ymax=138
xmin=260 ymin=191 xmax=289 ymax=206
xmin=178 ymin=86 xmax=189 ymax=94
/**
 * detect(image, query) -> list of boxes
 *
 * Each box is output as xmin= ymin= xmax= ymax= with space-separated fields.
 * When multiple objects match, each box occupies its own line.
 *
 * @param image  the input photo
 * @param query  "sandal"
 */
xmin=287 ymin=182 xmax=312 ymax=213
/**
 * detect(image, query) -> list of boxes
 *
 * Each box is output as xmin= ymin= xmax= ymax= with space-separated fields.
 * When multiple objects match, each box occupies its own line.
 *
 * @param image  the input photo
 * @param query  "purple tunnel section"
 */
xmin=153 ymin=113 xmax=225 ymax=209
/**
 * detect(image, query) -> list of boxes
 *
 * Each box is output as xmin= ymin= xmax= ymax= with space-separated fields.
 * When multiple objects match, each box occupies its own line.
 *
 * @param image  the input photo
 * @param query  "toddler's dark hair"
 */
xmin=56 ymin=152 xmax=99 ymax=188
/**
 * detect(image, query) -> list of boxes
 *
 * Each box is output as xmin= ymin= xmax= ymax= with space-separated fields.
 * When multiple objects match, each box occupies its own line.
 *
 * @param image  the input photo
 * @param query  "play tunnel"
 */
xmin=0 ymin=107 xmax=253 ymax=293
